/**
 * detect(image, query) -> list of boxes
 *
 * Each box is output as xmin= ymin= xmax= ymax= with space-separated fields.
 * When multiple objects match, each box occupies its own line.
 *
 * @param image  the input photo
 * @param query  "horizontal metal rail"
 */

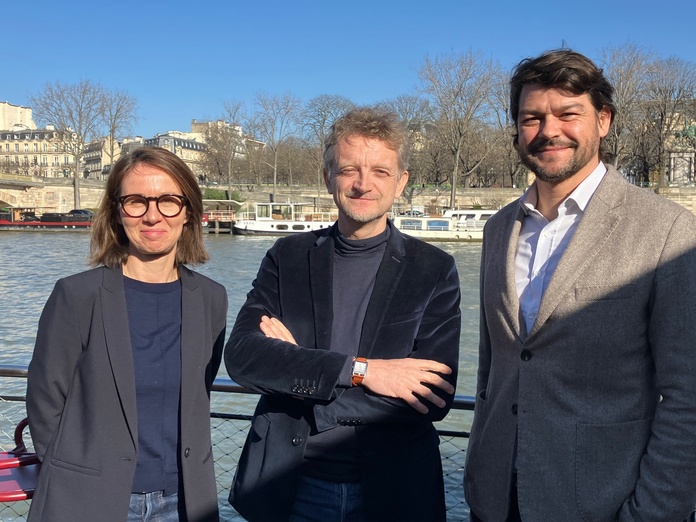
xmin=0 ymin=364 xmax=476 ymax=411
xmin=0 ymin=363 xmax=474 ymax=520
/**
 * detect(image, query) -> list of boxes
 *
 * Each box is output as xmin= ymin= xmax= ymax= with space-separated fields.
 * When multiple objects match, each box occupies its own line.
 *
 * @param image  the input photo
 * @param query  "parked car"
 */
xmin=68 ymin=209 xmax=95 ymax=220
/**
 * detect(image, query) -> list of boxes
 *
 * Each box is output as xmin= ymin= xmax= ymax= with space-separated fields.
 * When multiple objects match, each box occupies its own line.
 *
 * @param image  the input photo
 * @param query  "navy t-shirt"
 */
xmin=124 ymin=276 xmax=182 ymax=495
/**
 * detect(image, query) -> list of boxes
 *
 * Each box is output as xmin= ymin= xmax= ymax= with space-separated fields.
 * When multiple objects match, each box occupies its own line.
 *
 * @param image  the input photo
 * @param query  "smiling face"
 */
xmin=324 ymin=135 xmax=409 ymax=239
xmin=516 ymin=84 xmax=611 ymax=186
xmin=118 ymin=164 xmax=188 ymax=265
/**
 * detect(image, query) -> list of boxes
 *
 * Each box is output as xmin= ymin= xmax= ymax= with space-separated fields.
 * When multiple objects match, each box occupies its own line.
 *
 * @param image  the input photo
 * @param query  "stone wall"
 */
xmin=2 ymin=179 xmax=696 ymax=216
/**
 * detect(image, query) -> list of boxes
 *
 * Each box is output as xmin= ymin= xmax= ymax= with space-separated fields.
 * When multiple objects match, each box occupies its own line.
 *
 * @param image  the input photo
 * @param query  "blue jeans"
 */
xmin=289 ymin=475 xmax=368 ymax=522
xmin=127 ymin=490 xmax=184 ymax=521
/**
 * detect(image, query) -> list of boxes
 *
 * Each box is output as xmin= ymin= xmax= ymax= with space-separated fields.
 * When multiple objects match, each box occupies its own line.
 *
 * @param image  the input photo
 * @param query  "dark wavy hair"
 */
xmin=510 ymin=49 xmax=616 ymax=129
xmin=89 ymin=146 xmax=208 ymax=267
xmin=323 ymin=107 xmax=410 ymax=174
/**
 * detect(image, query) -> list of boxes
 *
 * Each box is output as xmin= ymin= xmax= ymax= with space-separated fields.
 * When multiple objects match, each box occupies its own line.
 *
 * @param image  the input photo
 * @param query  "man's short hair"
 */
xmin=510 ymin=49 xmax=616 ymax=126
xmin=323 ymin=107 xmax=410 ymax=174
xmin=89 ymin=146 xmax=209 ymax=268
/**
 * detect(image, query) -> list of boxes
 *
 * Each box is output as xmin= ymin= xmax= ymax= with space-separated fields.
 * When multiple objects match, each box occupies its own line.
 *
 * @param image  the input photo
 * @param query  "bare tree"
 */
xmin=202 ymin=100 xmax=246 ymax=195
xmin=642 ymin=56 xmax=696 ymax=185
xmin=489 ymin=68 xmax=524 ymax=188
xmin=103 ymin=89 xmax=138 ymax=173
xmin=30 ymin=80 xmax=107 ymax=208
xmin=419 ymin=50 xmax=499 ymax=207
xmin=601 ymin=44 xmax=651 ymax=173
xmin=249 ymin=92 xmax=301 ymax=200
xmin=303 ymin=94 xmax=354 ymax=197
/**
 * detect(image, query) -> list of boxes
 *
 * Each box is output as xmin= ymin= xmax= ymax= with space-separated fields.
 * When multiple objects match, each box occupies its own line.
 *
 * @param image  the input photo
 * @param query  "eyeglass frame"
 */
xmin=117 ymin=194 xmax=188 ymax=218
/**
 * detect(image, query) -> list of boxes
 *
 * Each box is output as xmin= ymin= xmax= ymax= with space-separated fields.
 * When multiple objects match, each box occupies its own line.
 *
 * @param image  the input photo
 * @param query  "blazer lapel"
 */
xmin=485 ymin=203 xmax=527 ymax=340
xmin=361 ymin=225 xmax=407 ymax=359
xmin=101 ymin=267 xmax=138 ymax=448
xmin=180 ymin=267 xmax=205 ymax=414
xmin=309 ymin=232 xmax=334 ymax=350
xmin=529 ymin=168 xmax=625 ymax=338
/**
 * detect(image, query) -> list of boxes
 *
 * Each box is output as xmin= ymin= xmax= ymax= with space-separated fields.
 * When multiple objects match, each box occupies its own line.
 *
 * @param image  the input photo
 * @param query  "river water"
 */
xmin=0 ymin=231 xmax=482 ymax=396
xmin=0 ymin=231 xmax=482 ymax=520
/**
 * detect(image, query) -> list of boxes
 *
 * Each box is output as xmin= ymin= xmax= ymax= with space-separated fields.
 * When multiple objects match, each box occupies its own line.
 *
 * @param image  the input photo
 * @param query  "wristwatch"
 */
xmin=351 ymin=357 xmax=368 ymax=386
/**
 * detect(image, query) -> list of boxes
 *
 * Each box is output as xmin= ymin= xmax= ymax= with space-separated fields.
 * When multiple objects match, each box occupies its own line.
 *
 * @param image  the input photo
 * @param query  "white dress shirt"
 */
xmin=515 ymin=162 xmax=607 ymax=334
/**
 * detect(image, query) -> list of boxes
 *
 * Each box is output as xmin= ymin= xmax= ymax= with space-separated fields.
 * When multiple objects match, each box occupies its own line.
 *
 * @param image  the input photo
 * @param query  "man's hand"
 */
xmin=260 ymin=315 xmax=297 ymax=344
xmin=361 ymin=359 xmax=454 ymax=414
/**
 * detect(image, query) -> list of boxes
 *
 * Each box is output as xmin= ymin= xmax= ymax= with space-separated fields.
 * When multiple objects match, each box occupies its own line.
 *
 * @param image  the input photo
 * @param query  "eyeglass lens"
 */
xmin=121 ymin=195 xmax=185 ymax=217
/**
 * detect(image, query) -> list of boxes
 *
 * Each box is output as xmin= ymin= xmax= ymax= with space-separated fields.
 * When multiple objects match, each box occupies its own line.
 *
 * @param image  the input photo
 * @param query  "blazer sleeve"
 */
xmin=620 ymin=209 xmax=696 ymax=520
xmin=313 ymin=256 xmax=460 ymax=430
xmin=27 ymin=278 xmax=85 ymax=460
xmin=224 ymin=242 xmax=349 ymax=399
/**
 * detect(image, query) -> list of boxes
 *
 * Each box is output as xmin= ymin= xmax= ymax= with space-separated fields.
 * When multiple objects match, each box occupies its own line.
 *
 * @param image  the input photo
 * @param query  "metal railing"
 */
xmin=0 ymin=365 xmax=474 ymax=521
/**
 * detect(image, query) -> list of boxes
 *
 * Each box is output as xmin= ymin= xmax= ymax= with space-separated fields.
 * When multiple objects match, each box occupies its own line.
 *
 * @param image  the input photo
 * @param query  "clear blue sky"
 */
xmin=5 ymin=0 xmax=695 ymax=138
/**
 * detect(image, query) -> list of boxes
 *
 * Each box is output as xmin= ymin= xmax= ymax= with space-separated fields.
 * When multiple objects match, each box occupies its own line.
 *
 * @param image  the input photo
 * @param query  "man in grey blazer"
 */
xmin=464 ymin=49 xmax=696 ymax=521
xmin=225 ymin=107 xmax=461 ymax=521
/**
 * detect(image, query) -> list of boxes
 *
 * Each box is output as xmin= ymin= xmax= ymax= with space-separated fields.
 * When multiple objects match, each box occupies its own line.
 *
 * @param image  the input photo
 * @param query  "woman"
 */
xmin=27 ymin=147 xmax=227 ymax=521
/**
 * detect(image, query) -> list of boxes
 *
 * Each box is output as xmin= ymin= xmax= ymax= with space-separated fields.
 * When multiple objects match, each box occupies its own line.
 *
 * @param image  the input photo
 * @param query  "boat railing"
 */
xmin=0 ymin=364 xmax=474 ymax=521
xmin=206 ymin=210 xmax=236 ymax=223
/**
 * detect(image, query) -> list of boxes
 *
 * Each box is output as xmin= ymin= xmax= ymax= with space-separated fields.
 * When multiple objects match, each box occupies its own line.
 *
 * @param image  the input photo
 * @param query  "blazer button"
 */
xmin=291 ymin=385 xmax=300 ymax=393
xmin=520 ymin=349 xmax=532 ymax=361
xmin=308 ymin=386 xmax=317 ymax=395
xmin=292 ymin=436 xmax=303 ymax=446
xmin=184 ymin=448 xmax=190 ymax=458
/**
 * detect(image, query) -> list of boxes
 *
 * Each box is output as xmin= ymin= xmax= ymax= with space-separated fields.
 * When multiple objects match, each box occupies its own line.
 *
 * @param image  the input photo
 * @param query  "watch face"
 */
xmin=353 ymin=360 xmax=367 ymax=377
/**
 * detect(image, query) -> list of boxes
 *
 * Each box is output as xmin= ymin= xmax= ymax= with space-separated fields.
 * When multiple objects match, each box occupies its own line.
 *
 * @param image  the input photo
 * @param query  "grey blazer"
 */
xmin=465 ymin=167 xmax=696 ymax=521
xmin=27 ymin=266 xmax=227 ymax=522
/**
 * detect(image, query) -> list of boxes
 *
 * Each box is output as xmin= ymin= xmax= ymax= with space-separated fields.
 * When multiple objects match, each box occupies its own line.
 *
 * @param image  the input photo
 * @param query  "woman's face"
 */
xmin=117 ymin=164 xmax=188 ymax=263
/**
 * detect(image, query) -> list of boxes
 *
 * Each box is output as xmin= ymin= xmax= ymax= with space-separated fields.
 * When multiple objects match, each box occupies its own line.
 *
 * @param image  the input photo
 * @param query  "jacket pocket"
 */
xmin=575 ymin=418 xmax=651 ymax=521
xmin=575 ymin=283 xmax=637 ymax=301
xmin=49 ymin=457 xmax=101 ymax=476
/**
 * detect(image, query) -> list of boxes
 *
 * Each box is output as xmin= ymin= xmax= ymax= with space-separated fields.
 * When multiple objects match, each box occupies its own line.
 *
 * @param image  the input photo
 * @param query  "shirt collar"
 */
xmin=519 ymin=162 xmax=607 ymax=216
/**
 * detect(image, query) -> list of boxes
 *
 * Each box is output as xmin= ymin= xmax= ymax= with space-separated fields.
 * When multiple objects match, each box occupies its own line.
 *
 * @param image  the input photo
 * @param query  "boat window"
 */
xmin=275 ymin=224 xmax=288 ymax=230
xmin=427 ymin=220 xmax=449 ymax=231
xmin=292 ymin=224 xmax=306 ymax=230
xmin=257 ymin=205 xmax=271 ymax=218
xmin=400 ymin=219 xmax=422 ymax=230
xmin=272 ymin=204 xmax=292 ymax=220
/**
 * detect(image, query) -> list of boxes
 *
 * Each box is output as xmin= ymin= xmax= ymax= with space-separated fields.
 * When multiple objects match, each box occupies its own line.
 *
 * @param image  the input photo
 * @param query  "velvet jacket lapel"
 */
xmin=309 ymin=233 xmax=334 ymax=351
xmin=361 ymin=225 xmax=407 ymax=359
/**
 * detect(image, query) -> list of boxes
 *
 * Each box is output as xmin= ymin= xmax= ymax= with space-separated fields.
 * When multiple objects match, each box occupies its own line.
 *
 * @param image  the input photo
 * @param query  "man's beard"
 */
xmin=518 ymin=136 xmax=598 ymax=185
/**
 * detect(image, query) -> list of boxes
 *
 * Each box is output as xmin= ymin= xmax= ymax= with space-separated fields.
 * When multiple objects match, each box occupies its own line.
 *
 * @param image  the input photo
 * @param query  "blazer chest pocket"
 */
xmin=575 ymin=283 xmax=637 ymax=301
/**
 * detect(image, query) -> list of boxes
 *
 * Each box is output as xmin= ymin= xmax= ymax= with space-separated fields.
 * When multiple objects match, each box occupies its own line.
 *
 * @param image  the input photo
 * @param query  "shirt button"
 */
xmin=184 ymin=448 xmax=190 ymax=458
xmin=292 ymin=436 xmax=303 ymax=446
xmin=520 ymin=349 xmax=532 ymax=361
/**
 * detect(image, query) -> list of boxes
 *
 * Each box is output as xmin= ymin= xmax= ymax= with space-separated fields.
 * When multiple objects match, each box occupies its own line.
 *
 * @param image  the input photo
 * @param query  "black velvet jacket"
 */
xmin=225 ymin=222 xmax=461 ymax=522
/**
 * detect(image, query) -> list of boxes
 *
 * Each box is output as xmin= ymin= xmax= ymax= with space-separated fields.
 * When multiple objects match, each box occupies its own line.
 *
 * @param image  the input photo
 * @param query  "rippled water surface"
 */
xmin=0 ymin=231 xmax=482 ymax=395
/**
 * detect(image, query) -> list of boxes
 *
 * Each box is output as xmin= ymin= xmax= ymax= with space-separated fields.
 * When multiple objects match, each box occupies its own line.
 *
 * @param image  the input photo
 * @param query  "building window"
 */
xmin=24 ymin=144 xmax=29 ymax=152
xmin=14 ymin=144 xmax=19 ymax=152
